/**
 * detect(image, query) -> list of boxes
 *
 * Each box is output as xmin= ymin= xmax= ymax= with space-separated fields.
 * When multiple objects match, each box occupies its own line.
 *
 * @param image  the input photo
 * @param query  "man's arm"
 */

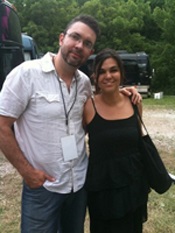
xmin=0 ymin=116 xmax=55 ymax=188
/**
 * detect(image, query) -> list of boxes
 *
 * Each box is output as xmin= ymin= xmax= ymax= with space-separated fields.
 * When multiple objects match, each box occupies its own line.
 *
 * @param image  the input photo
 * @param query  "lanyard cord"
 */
xmin=58 ymin=76 xmax=77 ymax=126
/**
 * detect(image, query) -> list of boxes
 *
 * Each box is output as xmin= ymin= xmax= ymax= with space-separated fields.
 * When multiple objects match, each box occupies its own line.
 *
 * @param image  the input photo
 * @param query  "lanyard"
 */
xmin=57 ymin=76 xmax=77 ymax=128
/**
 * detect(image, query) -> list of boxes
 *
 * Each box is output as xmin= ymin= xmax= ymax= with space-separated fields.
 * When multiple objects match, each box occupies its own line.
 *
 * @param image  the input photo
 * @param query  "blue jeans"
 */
xmin=21 ymin=183 xmax=87 ymax=233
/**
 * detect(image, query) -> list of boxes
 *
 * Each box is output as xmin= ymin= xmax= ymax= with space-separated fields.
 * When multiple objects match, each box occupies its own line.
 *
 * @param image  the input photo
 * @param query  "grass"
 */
xmin=143 ymin=147 xmax=175 ymax=233
xmin=0 ymin=95 xmax=175 ymax=233
xmin=142 ymin=95 xmax=175 ymax=110
xmin=0 ymin=157 xmax=21 ymax=233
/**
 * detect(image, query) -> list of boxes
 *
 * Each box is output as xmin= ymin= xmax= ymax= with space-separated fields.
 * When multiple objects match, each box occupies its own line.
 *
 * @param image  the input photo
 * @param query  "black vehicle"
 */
xmin=119 ymin=51 xmax=153 ymax=97
xmin=80 ymin=51 xmax=153 ymax=97
xmin=0 ymin=0 xmax=24 ymax=90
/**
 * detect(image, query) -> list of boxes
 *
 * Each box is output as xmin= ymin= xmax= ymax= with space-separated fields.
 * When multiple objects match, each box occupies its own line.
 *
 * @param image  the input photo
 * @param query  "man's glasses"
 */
xmin=66 ymin=32 xmax=94 ymax=50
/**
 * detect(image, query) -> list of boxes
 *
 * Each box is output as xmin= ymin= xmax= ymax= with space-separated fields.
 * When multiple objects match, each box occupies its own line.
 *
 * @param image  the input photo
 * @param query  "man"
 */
xmin=0 ymin=15 xmax=141 ymax=233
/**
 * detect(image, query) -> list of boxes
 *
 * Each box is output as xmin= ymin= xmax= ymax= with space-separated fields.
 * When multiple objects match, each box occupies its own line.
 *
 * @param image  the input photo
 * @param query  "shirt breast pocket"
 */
xmin=35 ymin=92 xmax=63 ymax=119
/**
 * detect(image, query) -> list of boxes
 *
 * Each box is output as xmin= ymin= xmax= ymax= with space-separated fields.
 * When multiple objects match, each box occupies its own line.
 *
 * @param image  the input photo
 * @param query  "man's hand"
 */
xmin=120 ymin=86 xmax=142 ymax=104
xmin=23 ymin=168 xmax=56 ymax=189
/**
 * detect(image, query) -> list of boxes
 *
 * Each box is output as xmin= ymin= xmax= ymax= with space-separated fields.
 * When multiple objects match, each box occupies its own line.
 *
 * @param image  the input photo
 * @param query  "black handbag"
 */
xmin=134 ymin=105 xmax=172 ymax=194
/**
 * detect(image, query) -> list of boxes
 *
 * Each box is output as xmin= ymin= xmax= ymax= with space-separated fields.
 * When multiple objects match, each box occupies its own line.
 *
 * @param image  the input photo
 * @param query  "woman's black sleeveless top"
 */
xmin=85 ymin=99 xmax=149 ymax=219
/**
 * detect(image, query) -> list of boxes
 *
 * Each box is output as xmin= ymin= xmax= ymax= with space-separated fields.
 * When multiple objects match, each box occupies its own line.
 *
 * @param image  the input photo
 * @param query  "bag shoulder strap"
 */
xmin=132 ymin=103 xmax=149 ymax=135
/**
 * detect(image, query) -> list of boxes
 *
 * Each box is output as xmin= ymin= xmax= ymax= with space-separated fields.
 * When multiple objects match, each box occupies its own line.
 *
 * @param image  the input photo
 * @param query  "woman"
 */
xmin=83 ymin=48 xmax=149 ymax=233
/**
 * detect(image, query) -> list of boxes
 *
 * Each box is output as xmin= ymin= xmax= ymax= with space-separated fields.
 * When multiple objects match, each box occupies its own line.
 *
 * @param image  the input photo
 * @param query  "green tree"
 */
xmin=12 ymin=0 xmax=80 ymax=52
xmin=151 ymin=0 xmax=175 ymax=94
xmin=80 ymin=0 xmax=151 ymax=53
xmin=9 ymin=0 xmax=175 ymax=94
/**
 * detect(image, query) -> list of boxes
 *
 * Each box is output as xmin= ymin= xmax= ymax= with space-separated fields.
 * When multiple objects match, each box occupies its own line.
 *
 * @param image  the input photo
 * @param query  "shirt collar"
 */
xmin=41 ymin=52 xmax=82 ymax=81
xmin=41 ymin=52 xmax=55 ymax=73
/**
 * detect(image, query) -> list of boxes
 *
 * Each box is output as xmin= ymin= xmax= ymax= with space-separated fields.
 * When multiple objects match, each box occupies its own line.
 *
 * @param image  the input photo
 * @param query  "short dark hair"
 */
xmin=93 ymin=48 xmax=125 ymax=93
xmin=64 ymin=15 xmax=100 ymax=38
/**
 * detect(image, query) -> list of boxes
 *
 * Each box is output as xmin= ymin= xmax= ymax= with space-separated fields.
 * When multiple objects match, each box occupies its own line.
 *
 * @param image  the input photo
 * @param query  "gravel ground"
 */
xmin=0 ymin=108 xmax=175 ymax=177
xmin=143 ymin=108 xmax=175 ymax=153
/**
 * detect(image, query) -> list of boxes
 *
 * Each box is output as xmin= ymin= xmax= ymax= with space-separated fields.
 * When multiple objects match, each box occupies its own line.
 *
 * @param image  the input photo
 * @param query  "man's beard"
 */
xmin=61 ymin=47 xmax=84 ymax=68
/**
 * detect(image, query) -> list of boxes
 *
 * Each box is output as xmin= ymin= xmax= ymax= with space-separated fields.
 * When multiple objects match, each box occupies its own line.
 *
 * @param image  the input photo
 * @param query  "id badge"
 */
xmin=61 ymin=135 xmax=78 ymax=161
